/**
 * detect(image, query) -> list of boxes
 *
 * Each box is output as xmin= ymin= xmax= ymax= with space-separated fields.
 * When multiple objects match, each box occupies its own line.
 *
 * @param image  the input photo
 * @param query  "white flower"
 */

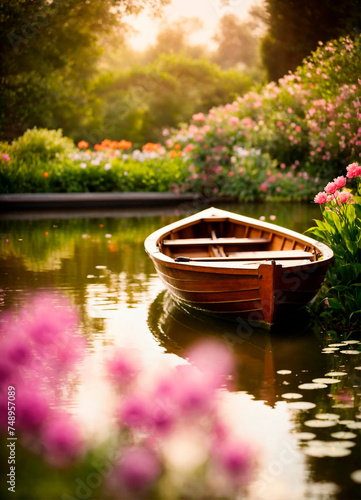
xmin=79 ymin=162 xmax=87 ymax=169
xmin=104 ymin=163 xmax=112 ymax=170
xmin=91 ymin=159 xmax=101 ymax=166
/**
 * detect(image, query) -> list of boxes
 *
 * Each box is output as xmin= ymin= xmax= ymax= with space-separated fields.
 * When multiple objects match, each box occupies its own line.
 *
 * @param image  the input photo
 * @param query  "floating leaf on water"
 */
xmin=315 ymin=413 xmax=340 ymax=420
xmin=282 ymin=381 xmax=290 ymax=385
xmin=96 ymin=265 xmax=107 ymax=269
xmin=328 ymin=343 xmax=346 ymax=347
xmin=339 ymin=420 xmax=356 ymax=425
xmin=304 ymin=419 xmax=337 ymax=428
xmin=346 ymin=421 xmax=361 ymax=429
xmin=342 ymin=340 xmax=360 ymax=345
xmin=282 ymin=392 xmax=303 ymax=399
xmin=298 ymin=383 xmax=328 ymax=390
xmin=312 ymin=378 xmax=341 ymax=384
xmin=332 ymin=403 xmax=354 ymax=409
xmin=304 ymin=444 xmax=351 ymax=457
xmin=355 ymin=366 xmax=361 ymax=370
xmin=333 ymin=441 xmax=356 ymax=448
xmin=350 ymin=470 xmax=361 ymax=484
xmin=325 ymin=371 xmax=347 ymax=377
xmin=340 ymin=350 xmax=360 ymax=355
xmin=277 ymin=369 xmax=292 ymax=375
xmin=331 ymin=431 xmax=357 ymax=439
xmin=287 ymin=401 xmax=316 ymax=410
xmin=87 ymin=275 xmax=95 ymax=278
xmin=322 ymin=348 xmax=338 ymax=353
xmin=295 ymin=432 xmax=316 ymax=440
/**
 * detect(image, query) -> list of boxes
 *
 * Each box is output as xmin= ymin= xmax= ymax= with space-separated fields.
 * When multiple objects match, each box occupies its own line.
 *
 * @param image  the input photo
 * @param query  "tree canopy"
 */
xmin=261 ymin=0 xmax=361 ymax=81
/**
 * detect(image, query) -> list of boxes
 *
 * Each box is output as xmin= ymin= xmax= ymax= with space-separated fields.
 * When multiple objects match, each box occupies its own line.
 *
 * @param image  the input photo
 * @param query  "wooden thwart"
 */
xmin=163 ymin=237 xmax=270 ymax=246
xmin=175 ymin=250 xmax=313 ymax=262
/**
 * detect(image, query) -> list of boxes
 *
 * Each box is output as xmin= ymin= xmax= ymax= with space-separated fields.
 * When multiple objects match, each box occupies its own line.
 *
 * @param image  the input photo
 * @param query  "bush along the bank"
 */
xmin=307 ymin=162 xmax=361 ymax=335
xmin=0 ymin=132 xmax=190 ymax=194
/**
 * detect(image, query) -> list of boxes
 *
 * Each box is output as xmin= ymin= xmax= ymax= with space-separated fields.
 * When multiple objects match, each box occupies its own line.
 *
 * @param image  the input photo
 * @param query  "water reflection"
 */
xmin=0 ymin=205 xmax=360 ymax=500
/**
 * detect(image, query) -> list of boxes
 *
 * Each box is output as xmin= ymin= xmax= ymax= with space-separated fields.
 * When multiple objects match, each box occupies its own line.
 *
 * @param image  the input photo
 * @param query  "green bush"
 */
xmin=10 ymin=127 xmax=76 ymax=163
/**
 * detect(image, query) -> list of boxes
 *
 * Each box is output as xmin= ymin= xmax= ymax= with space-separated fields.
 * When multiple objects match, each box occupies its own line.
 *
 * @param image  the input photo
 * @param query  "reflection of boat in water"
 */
xmin=148 ymin=290 xmax=277 ymax=405
xmin=145 ymin=207 xmax=333 ymax=325
xmin=148 ymin=291 xmax=324 ymax=406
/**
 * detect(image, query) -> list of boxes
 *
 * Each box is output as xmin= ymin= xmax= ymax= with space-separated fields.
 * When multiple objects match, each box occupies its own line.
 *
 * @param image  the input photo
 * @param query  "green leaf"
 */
xmin=327 ymin=298 xmax=342 ymax=309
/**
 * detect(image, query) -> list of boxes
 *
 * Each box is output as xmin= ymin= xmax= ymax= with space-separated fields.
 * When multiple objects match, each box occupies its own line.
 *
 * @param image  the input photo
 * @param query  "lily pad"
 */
xmin=312 ymin=378 xmax=341 ymax=384
xmin=298 ymin=383 xmax=328 ymax=390
xmin=304 ymin=419 xmax=337 ymax=428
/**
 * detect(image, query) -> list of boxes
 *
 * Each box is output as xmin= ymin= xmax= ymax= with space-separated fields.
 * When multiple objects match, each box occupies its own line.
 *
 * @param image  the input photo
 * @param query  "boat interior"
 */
xmin=158 ymin=217 xmax=322 ymax=266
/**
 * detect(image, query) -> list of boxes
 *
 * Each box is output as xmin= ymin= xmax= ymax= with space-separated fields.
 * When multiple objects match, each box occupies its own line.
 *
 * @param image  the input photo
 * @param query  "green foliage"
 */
xmin=307 ymin=173 xmax=361 ymax=334
xmin=85 ymin=53 xmax=253 ymax=147
xmin=261 ymin=0 xmax=361 ymax=81
xmin=0 ymin=0 xmax=170 ymax=141
xmin=10 ymin=127 xmax=76 ymax=162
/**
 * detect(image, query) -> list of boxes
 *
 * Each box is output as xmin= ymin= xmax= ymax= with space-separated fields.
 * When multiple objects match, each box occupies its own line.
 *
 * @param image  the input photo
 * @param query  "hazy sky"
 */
xmin=127 ymin=0 xmax=258 ymax=50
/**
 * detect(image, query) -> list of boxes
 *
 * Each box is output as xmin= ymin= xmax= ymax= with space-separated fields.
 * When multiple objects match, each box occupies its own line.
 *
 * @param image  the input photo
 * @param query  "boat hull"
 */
xmin=145 ymin=207 xmax=333 ymax=325
xmin=150 ymin=257 xmax=328 ymax=324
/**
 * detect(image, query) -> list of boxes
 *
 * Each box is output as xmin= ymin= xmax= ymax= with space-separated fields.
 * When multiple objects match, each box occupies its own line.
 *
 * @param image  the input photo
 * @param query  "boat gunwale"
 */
xmin=145 ymin=207 xmax=333 ymax=274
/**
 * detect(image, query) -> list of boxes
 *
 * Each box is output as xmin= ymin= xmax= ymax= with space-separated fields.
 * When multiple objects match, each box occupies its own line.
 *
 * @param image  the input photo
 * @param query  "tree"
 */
xmin=0 ymin=0 xmax=169 ymax=140
xmin=142 ymin=17 xmax=208 ymax=63
xmin=261 ymin=0 xmax=361 ymax=81
xmin=213 ymin=14 xmax=260 ymax=69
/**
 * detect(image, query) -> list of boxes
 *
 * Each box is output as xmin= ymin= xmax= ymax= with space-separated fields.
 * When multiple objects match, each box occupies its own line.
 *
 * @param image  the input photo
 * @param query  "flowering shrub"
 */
xmin=165 ymin=34 xmax=361 ymax=197
xmin=0 ymin=295 xmax=258 ymax=499
xmin=307 ymin=162 xmax=361 ymax=333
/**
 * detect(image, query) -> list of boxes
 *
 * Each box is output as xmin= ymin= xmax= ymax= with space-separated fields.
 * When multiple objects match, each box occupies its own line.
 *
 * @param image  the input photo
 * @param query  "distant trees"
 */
xmin=261 ymin=0 xmax=361 ymax=81
xmin=212 ymin=14 xmax=260 ymax=69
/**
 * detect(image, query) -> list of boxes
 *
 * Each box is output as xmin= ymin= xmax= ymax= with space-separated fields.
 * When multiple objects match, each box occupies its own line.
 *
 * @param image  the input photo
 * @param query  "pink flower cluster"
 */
xmin=314 ymin=162 xmax=360 ymax=204
xmin=0 ymin=295 xmax=86 ymax=466
xmin=107 ymin=340 xmax=256 ymax=496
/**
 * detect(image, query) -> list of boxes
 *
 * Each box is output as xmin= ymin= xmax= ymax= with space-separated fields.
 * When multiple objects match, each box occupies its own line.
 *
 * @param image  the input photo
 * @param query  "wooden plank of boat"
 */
xmin=144 ymin=207 xmax=334 ymax=325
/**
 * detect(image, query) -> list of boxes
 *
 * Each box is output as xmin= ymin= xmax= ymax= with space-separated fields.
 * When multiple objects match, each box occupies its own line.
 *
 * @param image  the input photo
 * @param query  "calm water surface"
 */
xmin=1 ymin=202 xmax=360 ymax=500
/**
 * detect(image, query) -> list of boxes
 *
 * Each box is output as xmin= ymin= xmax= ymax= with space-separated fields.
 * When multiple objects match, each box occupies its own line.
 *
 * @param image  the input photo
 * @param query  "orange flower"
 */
xmin=94 ymin=144 xmax=105 ymax=151
xmin=78 ymin=140 xmax=89 ymax=149
xmin=169 ymin=150 xmax=177 ymax=158
xmin=44 ymin=172 xmax=49 ymax=178
xmin=101 ymin=139 xmax=112 ymax=148
xmin=142 ymin=142 xmax=161 ymax=152
xmin=174 ymin=143 xmax=181 ymax=150
xmin=119 ymin=140 xmax=132 ymax=150
xmin=110 ymin=141 xmax=119 ymax=149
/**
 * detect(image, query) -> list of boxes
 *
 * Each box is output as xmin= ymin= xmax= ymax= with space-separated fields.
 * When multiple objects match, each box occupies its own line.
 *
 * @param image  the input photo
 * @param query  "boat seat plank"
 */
xmin=162 ymin=237 xmax=270 ymax=246
xmin=226 ymin=250 xmax=313 ymax=260
xmin=176 ymin=250 xmax=313 ymax=262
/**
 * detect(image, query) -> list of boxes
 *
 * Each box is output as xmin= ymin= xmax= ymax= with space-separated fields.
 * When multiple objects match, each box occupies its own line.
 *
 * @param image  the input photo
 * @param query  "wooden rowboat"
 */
xmin=144 ymin=207 xmax=333 ymax=325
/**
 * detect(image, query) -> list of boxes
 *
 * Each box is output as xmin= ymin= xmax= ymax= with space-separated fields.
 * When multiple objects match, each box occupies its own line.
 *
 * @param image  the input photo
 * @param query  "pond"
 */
xmin=1 ymin=202 xmax=360 ymax=500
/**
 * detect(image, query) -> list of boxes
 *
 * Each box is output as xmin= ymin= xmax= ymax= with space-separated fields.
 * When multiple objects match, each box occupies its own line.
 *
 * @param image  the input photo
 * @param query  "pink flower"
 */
xmin=115 ymin=447 xmax=160 ymax=492
xmin=229 ymin=116 xmax=239 ymax=125
xmin=42 ymin=416 xmax=83 ymax=466
xmin=260 ymin=183 xmax=267 ymax=192
xmin=107 ymin=352 xmax=139 ymax=386
xmin=324 ymin=182 xmax=337 ymax=194
xmin=228 ymin=171 xmax=235 ymax=177
xmin=215 ymin=440 xmax=254 ymax=485
xmin=193 ymin=112 xmax=205 ymax=123
xmin=259 ymin=216 xmax=266 ymax=221
xmin=346 ymin=162 xmax=361 ymax=178
xmin=16 ymin=390 xmax=50 ymax=432
xmin=338 ymin=191 xmax=351 ymax=203
xmin=270 ymin=215 xmax=276 ymax=220
xmin=333 ymin=176 xmax=346 ymax=189
xmin=314 ymin=192 xmax=328 ymax=204
xmin=2 ymin=154 xmax=10 ymax=162
xmin=118 ymin=395 xmax=150 ymax=429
